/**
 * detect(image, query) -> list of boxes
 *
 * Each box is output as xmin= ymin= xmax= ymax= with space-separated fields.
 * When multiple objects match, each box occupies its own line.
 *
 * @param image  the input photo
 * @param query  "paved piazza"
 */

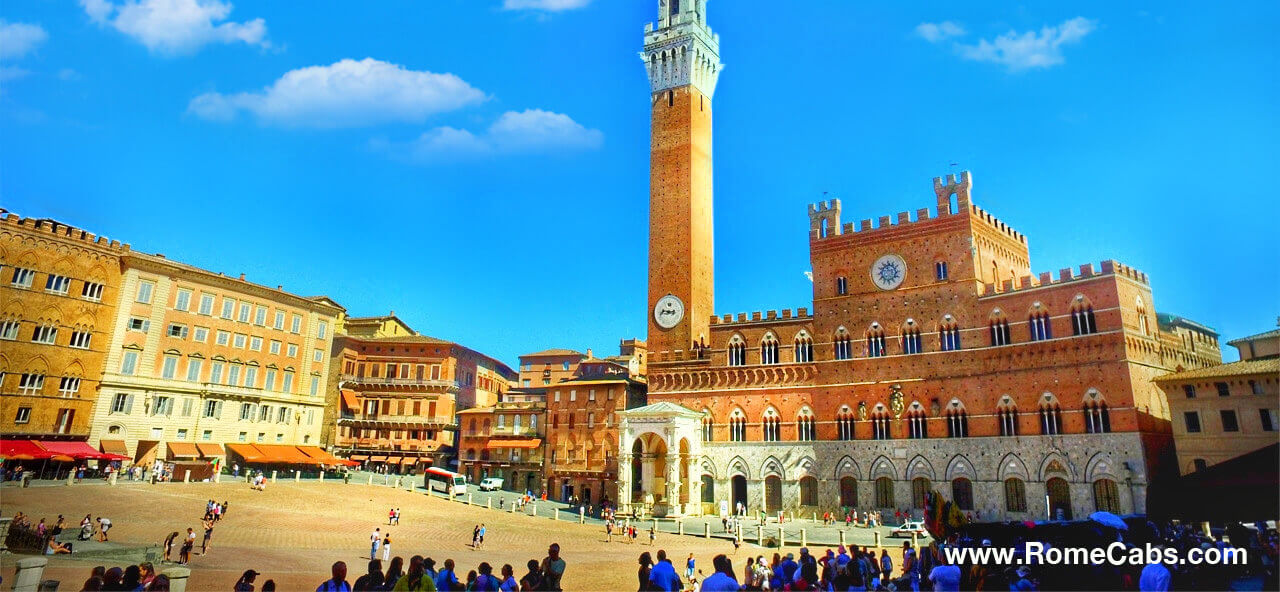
xmin=2 ymin=481 xmax=912 ymax=590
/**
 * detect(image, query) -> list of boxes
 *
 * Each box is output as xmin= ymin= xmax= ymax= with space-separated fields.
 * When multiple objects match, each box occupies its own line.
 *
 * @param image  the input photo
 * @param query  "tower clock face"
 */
xmin=870 ymin=254 xmax=907 ymax=291
xmin=653 ymin=294 xmax=685 ymax=329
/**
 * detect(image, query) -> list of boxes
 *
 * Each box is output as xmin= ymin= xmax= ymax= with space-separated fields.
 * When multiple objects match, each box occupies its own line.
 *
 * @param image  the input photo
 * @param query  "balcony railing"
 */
xmin=338 ymin=414 xmax=456 ymax=427
xmin=340 ymin=374 xmax=456 ymax=389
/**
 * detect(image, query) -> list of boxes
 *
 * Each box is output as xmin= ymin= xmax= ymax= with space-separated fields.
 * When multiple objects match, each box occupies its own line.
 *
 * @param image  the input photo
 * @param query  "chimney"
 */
xmin=239 ymin=273 xmax=246 ymax=281
xmin=586 ymin=349 xmax=593 ymax=359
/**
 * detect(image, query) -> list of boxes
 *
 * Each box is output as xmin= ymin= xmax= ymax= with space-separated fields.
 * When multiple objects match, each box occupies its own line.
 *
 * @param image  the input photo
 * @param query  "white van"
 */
xmin=478 ymin=477 xmax=504 ymax=492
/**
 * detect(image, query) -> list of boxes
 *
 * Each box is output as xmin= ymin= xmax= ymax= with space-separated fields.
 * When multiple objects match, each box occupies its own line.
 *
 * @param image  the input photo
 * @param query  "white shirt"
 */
xmin=1138 ymin=563 xmax=1171 ymax=591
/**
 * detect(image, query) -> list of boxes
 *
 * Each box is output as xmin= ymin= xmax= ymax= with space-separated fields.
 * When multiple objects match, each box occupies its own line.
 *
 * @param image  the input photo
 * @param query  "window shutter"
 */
xmin=126 ymin=394 xmax=135 ymax=414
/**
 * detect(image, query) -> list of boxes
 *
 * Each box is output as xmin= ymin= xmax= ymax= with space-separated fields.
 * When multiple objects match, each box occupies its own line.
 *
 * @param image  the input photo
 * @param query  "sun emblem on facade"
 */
xmin=870 ymin=254 xmax=907 ymax=290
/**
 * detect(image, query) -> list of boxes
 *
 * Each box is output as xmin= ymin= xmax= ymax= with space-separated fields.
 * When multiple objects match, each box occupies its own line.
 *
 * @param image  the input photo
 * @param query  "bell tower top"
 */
xmin=643 ymin=0 xmax=721 ymax=98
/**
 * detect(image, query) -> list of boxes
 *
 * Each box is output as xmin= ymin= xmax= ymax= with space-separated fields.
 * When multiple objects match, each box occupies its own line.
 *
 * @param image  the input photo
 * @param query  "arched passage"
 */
xmin=764 ymin=475 xmax=783 ymax=512
xmin=1047 ymin=477 xmax=1073 ymax=520
xmin=732 ymin=475 xmax=748 ymax=511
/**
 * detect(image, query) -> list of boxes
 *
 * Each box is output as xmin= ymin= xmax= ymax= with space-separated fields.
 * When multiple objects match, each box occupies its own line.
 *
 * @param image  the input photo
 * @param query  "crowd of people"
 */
xmin=3 ymin=511 xmax=114 ymax=555
xmin=301 ymin=544 xmax=566 ymax=592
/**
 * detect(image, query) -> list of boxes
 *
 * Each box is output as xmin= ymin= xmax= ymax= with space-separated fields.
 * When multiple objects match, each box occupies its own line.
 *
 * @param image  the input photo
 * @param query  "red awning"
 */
xmin=226 ymin=443 xmax=267 ymax=463
xmin=0 ymin=440 xmax=53 ymax=460
xmin=37 ymin=441 xmax=111 ymax=460
xmin=340 ymin=389 xmax=361 ymax=412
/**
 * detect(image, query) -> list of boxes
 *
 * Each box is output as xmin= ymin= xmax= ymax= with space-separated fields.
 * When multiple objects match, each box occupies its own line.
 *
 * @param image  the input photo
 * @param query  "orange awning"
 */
xmin=255 ymin=445 xmax=319 ymax=465
xmin=486 ymin=438 xmax=542 ymax=450
xmin=399 ymin=457 xmax=418 ymax=465
xmin=350 ymin=455 xmax=369 ymax=462
xmin=167 ymin=441 xmax=201 ymax=458
xmin=369 ymin=455 xmax=387 ymax=463
xmin=226 ymin=443 xmax=266 ymax=463
xmin=340 ymin=389 xmax=360 ymax=412
xmin=385 ymin=456 xmax=402 ymax=465
xmin=299 ymin=446 xmax=357 ymax=466
xmin=196 ymin=443 xmax=225 ymax=458
xmin=100 ymin=439 xmax=129 ymax=456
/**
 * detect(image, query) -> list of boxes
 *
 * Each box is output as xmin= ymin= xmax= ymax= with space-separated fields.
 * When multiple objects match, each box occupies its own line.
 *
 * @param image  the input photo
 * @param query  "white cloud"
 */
xmin=502 ymin=0 xmax=592 ymax=11
xmin=955 ymin=17 xmax=1097 ymax=72
xmin=188 ymin=58 xmax=487 ymax=128
xmin=80 ymin=0 xmax=267 ymax=55
xmin=386 ymin=109 xmax=603 ymax=162
xmin=0 ymin=21 xmax=48 ymax=60
xmin=915 ymin=21 xmax=965 ymax=43
xmin=0 ymin=65 xmax=31 ymax=82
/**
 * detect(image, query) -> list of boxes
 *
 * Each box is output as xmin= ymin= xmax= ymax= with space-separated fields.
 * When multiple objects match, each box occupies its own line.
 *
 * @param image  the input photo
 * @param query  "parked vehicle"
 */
xmin=478 ymin=477 xmax=504 ymax=492
xmin=425 ymin=467 xmax=467 ymax=496
xmin=891 ymin=521 xmax=928 ymax=537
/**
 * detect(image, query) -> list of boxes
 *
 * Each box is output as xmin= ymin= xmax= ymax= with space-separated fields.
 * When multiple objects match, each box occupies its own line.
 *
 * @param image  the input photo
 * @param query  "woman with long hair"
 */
xmin=384 ymin=556 xmax=405 ymax=590
xmin=638 ymin=551 xmax=654 ymax=591
xmin=391 ymin=555 xmax=434 ymax=591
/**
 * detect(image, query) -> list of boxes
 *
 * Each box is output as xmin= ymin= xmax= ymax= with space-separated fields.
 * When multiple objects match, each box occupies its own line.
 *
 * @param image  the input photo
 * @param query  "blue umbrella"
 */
xmin=1088 ymin=511 xmax=1128 ymax=530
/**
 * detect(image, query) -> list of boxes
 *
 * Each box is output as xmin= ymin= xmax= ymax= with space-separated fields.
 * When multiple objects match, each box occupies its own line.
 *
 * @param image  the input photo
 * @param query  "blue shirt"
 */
xmin=649 ymin=560 xmax=682 ymax=592
xmin=435 ymin=569 xmax=458 ymax=591
xmin=700 ymin=572 xmax=740 ymax=592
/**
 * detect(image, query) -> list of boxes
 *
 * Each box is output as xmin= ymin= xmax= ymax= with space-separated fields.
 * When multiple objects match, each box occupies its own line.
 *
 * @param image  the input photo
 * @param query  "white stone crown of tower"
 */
xmin=642 ymin=0 xmax=722 ymax=97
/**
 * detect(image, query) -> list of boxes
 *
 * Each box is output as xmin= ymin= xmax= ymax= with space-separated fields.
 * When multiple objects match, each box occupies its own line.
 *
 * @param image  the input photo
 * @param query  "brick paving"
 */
xmin=1 ymin=480 xmax=912 ymax=590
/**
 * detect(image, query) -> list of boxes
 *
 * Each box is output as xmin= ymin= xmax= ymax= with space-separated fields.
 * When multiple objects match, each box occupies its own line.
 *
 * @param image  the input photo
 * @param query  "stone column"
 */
xmin=617 ymin=453 xmax=633 ymax=514
xmin=665 ymin=454 xmax=681 ymax=516
xmin=11 ymin=557 xmax=47 ymax=592
xmin=161 ymin=567 xmax=191 ymax=592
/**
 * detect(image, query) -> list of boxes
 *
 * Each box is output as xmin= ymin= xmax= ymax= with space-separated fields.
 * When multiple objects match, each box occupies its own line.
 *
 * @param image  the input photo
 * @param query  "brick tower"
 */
xmin=644 ymin=0 xmax=721 ymax=354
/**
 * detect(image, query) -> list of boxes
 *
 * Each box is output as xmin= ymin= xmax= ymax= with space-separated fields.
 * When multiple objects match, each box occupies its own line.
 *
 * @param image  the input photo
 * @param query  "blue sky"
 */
xmin=2 ymin=0 xmax=1276 ymax=365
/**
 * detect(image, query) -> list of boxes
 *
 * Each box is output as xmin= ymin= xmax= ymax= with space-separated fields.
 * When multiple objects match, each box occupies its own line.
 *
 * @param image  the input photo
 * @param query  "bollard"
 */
xmin=756 ymin=525 xmax=763 ymax=545
xmin=554 ymin=509 xmax=559 ymax=521
xmin=874 ymin=531 xmax=881 ymax=548
xmin=911 ymin=531 xmax=918 ymax=549
xmin=368 ymin=475 xmax=374 ymax=486
xmin=270 ymin=470 xmax=277 ymax=483
xmin=184 ymin=470 xmax=191 ymax=483
xmin=487 ymin=498 xmax=492 ymax=510
xmin=579 ymin=509 xmax=585 ymax=525
xmin=468 ymin=494 xmax=473 ymax=505
xmin=295 ymin=470 xmax=300 ymax=482
xmin=839 ymin=530 xmax=846 ymax=548
xmin=801 ymin=528 xmax=807 ymax=548
xmin=532 ymin=505 xmax=538 ymax=517
xmin=213 ymin=471 xmax=220 ymax=483
xmin=67 ymin=471 xmax=75 ymax=487
xmin=678 ymin=520 xmax=684 ymax=536
xmin=704 ymin=523 xmax=710 ymax=539
xmin=12 ymin=556 xmax=48 ymax=592
xmin=161 ymin=567 xmax=191 ymax=592
xmin=109 ymin=471 xmax=118 ymax=486
xmin=653 ymin=518 xmax=658 ymax=534
xmin=318 ymin=470 xmax=325 ymax=482
xmin=778 ymin=526 xmax=785 ymax=548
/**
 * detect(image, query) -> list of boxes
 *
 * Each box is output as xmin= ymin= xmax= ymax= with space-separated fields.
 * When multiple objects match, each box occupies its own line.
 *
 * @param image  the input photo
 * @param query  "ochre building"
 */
xmin=0 ymin=212 xmax=127 ymax=441
xmin=331 ymin=313 xmax=515 ymax=471
xmin=1156 ymin=326 xmax=1279 ymax=475
xmin=86 ymin=252 xmax=344 ymax=467
xmin=619 ymin=0 xmax=1219 ymax=521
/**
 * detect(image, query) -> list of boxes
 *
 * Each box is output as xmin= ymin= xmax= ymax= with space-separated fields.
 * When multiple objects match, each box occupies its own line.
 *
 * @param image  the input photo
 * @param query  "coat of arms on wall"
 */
xmin=857 ymin=401 xmax=868 ymax=421
xmin=889 ymin=384 xmax=905 ymax=418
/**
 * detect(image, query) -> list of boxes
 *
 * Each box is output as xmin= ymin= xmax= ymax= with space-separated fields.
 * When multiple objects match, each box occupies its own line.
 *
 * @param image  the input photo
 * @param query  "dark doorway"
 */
xmin=731 ymin=475 xmax=748 ymax=511
xmin=765 ymin=475 xmax=782 ymax=512
xmin=1047 ymin=477 xmax=1072 ymax=520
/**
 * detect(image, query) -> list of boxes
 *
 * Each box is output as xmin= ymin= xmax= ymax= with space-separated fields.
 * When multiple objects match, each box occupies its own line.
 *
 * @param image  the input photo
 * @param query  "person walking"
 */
xmin=471 ymin=525 xmax=481 ymax=549
xmin=649 ymin=526 xmax=656 ymax=546
xmin=382 ymin=533 xmax=392 ymax=562
xmin=685 ymin=554 xmax=695 ymax=580
xmin=370 ymin=528 xmax=382 ymax=560
xmin=394 ymin=508 xmax=401 ymax=526
xmin=389 ymin=509 xmax=396 ymax=526
xmin=477 ymin=524 xmax=486 ymax=550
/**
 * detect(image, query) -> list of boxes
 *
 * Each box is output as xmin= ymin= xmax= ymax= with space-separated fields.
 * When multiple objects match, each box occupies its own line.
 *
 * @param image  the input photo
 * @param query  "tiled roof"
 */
xmin=1153 ymin=358 xmax=1279 ymax=383
xmin=1228 ymin=328 xmax=1280 ymax=346
xmin=521 ymin=349 xmax=586 ymax=358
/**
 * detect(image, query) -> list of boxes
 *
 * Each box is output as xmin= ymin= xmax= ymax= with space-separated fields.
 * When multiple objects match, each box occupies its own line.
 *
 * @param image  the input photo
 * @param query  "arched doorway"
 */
xmin=731 ymin=475 xmax=748 ymax=510
xmin=525 ymin=473 xmax=536 ymax=494
xmin=765 ymin=475 xmax=783 ymax=512
xmin=911 ymin=477 xmax=931 ymax=509
xmin=1047 ymin=477 xmax=1072 ymax=520
xmin=700 ymin=475 xmax=714 ymax=503
xmin=630 ymin=433 xmax=669 ymax=504
xmin=799 ymin=476 xmax=818 ymax=507
xmin=839 ymin=477 xmax=857 ymax=508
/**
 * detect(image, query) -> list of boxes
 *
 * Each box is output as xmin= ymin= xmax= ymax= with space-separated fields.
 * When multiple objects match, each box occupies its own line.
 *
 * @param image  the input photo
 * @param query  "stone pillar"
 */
xmin=801 ymin=528 xmax=807 ymax=548
xmin=270 ymin=470 xmax=277 ymax=483
xmin=911 ymin=532 xmax=918 ymax=548
xmin=678 ymin=520 xmax=684 ymax=535
xmin=778 ymin=526 xmax=785 ymax=548
xmin=665 ymin=454 xmax=681 ymax=516
xmin=579 ymin=508 xmax=585 ymax=524
xmin=213 ymin=471 xmax=220 ymax=483
xmin=295 ymin=471 xmax=300 ymax=482
xmin=874 ymin=531 xmax=881 ymax=549
xmin=11 ymin=556 xmax=47 ymax=592
xmin=554 ymin=509 xmax=559 ymax=521
xmin=641 ymin=455 xmax=655 ymax=503
xmin=67 ymin=471 xmax=75 ymax=486
xmin=618 ymin=453 xmax=633 ymax=514
xmin=756 ymin=524 xmax=763 ymax=545
xmin=110 ymin=471 xmax=118 ymax=486
xmin=368 ymin=475 xmax=374 ymax=485
xmin=317 ymin=470 xmax=324 ymax=482
xmin=468 ymin=494 xmax=473 ymax=505
xmin=184 ymin=470 xmax=190 ymax=483
xmin=161 ymin=567 xmax=191 ymax=592
xmin=487 ymin=498 xmax=492 ymax=510
xmin=839 ymin=530 xmax=846 ymax=547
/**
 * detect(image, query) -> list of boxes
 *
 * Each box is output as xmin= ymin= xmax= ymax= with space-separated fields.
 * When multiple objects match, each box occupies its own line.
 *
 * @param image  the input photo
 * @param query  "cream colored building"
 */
xmin=87 ymin=252 xmax=344 ymax=466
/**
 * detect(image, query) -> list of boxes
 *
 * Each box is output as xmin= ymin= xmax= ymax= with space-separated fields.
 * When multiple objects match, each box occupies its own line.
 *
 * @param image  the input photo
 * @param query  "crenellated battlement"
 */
xmin=967 ymin=203 xmax=1027 ymax=245
xmin=807 ymin=199 xmax=842 ymax=239
xmin=933 ymin=171 xmax=972 ymax=214
xmin=1 ymin=210 xmax=131 ymax=252
xmin=979 ymin=259 xmax=1151 ymax=297
xmin=709 ymin=307 xmax=811 ymax=326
